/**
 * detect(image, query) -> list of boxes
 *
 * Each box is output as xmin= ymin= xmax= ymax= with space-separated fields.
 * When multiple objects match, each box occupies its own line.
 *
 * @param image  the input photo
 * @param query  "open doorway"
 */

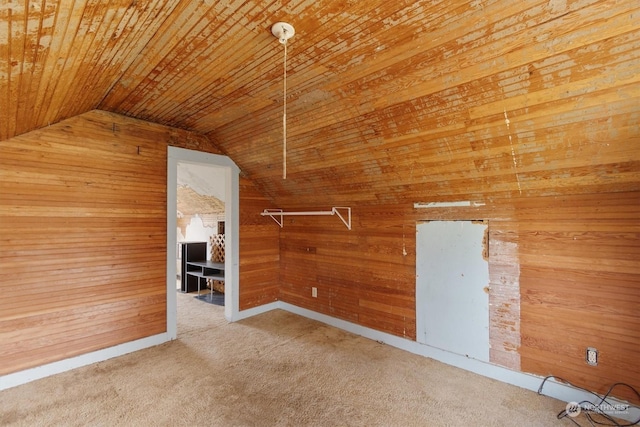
xmin=176 ymin=162 xmax=226 ymax=298
xmin=167 ymin=147 xmax=240 ymax=339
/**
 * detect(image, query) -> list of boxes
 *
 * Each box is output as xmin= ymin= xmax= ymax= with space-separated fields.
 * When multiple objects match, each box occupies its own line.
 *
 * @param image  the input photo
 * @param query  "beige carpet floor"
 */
xmin=1 ymin=292 xmax=572 ymax=426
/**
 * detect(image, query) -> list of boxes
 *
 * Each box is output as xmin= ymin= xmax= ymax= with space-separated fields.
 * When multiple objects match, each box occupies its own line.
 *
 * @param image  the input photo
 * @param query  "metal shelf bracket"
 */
xmin=261 ymin=207 xmax=351 ymax=230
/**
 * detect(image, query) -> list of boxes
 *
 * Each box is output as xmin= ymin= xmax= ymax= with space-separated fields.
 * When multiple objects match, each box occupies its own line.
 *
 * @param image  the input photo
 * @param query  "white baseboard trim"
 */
xmin=1 ymin=301 xmax=277 ymax=392
xmin=230 ymin=301 xmax=281 ymax=321
xmin=0 ymin=333 xmax=170 ymax=391
xmin=279 ymin=302 xmax=639 ymax=423
xmin=3 ymin=302 xmax=637 ymax=423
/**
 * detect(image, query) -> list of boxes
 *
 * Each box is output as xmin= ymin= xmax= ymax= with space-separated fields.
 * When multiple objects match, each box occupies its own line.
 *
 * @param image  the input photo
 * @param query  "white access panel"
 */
xmin=416 ymin=221 xmax=489 ymax=362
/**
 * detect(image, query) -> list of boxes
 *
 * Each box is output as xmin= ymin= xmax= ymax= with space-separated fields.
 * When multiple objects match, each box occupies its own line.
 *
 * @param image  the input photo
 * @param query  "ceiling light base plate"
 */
xmin=271 ymin=22 xmax=295 ymax=44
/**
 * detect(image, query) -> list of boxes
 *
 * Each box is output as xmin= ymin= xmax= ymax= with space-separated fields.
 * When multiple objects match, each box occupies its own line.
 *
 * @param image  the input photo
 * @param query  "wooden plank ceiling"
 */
xmin=1 ymin=0 xmax=638 ymax=206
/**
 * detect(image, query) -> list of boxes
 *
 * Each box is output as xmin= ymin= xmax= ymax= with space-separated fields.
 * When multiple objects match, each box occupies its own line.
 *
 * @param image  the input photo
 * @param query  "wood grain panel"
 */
xmin=238 ymin=178 xmax=279 ymax=310
xmin=1 ymin=0 xmax=638 ymax=407
xmin=277 ymin=207 xmax=416 ymax=340
xmin=0 ymin=112 xmax=173 ymax=374
xmin=486 ymin=224 xmax=521 ymax=370
xmin=211 ymin=1 xmax=639 ymax=205
xmin=0 ymin=110 xmax=273 ymax=375
xmin=274 ymin=192 xmax=639 ymax=404
xmin=2 ymin=1 xmax=637 ymax=207
xmin=517 ymin=192 xmax=640 ymax=404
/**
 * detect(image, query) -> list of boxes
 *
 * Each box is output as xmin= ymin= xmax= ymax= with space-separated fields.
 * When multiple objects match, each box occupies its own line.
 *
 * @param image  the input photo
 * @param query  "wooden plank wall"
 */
xmin=275 ymin=192 xmax=640 ymax=404
xmin=239 ymin=177 xmax=279 ymax=310
xmin=516 ymin=192 xmax=640 ymax=404
xmin=0 ymin=110 xmax=278 ymax=375
xmin=279 ymin=206 xmax=416 ymax=338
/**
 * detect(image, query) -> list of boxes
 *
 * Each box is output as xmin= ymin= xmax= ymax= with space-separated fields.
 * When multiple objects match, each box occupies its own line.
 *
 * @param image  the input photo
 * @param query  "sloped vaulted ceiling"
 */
xmin=1 ymin=0 xmax=638 ymax=206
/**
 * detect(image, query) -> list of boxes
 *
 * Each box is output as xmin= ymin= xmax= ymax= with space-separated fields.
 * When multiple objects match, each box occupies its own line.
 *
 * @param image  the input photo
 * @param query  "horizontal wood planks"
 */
xmin=0 ymin=110 xmax=273 ymax=375
xmin=277 ymin=207 xmax=416 ymax=339
xmin=1 ymin=0 xmax=638 ymax=406
xmin=0 ymin=111 xmax=171 ymax=374
xmin=211 ymin=0 xmax=640 ymax=205
xmin=487 ymin=222 xmax=521 ymax=370
xmin=274 ymin=193 xmax=640 ymax=404
xmin=516 ymin=192 xmax=640 ymax=404
xmin=238 ymin=178 xmax=279 ymax=310
xmin=2 ymin=1 xmax=638 ymax=205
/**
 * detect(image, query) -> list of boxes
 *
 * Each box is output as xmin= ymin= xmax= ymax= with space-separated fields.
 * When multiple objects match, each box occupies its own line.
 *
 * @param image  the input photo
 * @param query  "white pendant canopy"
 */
xmin=271 ymin=22 xmax=295 ymax=44
xmin=271 ymin=22 xmax=295 ymax=179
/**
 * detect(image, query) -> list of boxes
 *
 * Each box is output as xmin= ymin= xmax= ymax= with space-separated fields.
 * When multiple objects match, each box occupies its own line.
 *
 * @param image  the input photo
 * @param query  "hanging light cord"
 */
xmin=282 ymin=31 xmax=288 ymax=179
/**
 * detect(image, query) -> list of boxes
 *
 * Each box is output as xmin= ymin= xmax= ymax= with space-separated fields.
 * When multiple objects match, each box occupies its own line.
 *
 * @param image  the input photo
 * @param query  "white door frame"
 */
xmin=167 ymin=146 xmax=240 ymax=338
